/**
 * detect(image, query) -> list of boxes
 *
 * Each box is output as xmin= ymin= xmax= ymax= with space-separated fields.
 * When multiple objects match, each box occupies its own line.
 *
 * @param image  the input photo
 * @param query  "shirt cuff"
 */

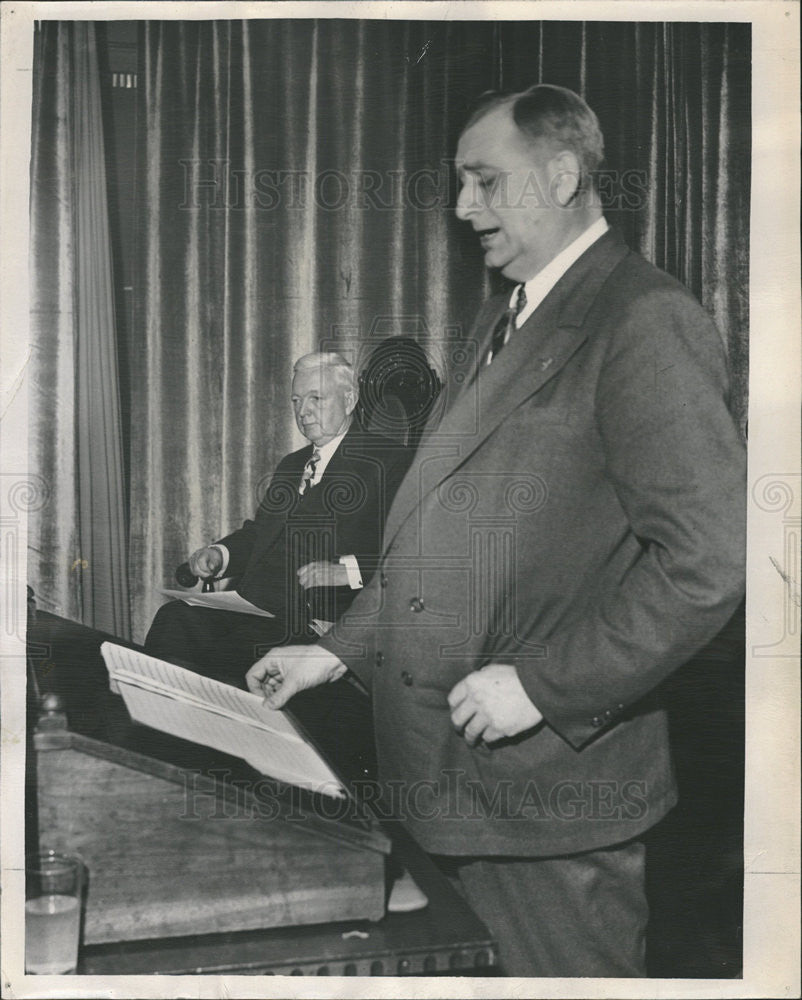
xmin=309 ymin=618 xmax=336 ymax=637
xmin=338 ymin=554 xmax=363 ymax=589
xmin=210 ymin=543 xmax=230 ymax=577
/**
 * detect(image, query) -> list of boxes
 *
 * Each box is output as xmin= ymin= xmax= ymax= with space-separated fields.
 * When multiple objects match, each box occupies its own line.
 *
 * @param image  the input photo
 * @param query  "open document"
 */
xmin=100 ymin=642 xmax=345 ymax=798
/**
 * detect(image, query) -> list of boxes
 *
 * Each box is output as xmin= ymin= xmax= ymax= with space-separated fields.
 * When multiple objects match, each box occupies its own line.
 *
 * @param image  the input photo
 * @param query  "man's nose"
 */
xmin=455 ymin=179 xmax=481 ymax=221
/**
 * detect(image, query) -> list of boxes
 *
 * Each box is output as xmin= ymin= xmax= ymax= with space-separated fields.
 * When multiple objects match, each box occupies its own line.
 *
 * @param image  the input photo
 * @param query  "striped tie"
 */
xmin=299 ymin=449 xmax=321 ymax=495
xmin=482 ymin=283 xmax=528 ymax=370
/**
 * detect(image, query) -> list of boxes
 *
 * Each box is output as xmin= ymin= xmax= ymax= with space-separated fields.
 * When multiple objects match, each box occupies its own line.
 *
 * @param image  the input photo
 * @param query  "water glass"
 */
xmin=25 ymin=851 xmax=85 ymax=975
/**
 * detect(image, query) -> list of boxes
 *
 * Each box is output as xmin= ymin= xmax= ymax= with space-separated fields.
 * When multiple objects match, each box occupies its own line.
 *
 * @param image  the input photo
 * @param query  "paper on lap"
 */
xmin=100 ymin=642 xmax=345 ymax=799
xmin=160 ymin=588 xmax=275 ymax=618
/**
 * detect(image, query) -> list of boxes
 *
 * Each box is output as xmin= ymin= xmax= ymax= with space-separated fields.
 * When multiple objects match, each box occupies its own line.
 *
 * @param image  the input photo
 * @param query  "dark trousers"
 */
xmin=144 ymin=599 xmax=376 ymax=782
xmin=435 ymin=839 xmax=648 ymax=977
xmin=145 ymin=600 xmax=310 ymax=678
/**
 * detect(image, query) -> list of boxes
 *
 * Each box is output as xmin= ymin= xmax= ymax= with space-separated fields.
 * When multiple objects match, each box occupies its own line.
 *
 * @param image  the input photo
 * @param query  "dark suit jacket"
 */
xmin=321 ymin=229 xmax=746 ymax=857
xmin=216 ymin=427 xmax=410 ymax=624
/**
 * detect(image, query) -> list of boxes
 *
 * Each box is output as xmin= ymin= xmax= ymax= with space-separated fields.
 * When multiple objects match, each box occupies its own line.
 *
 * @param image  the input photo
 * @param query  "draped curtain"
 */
xmin=29 ymin=21 xmax=130 ymax=637
xmin=129 ymin=20 xmax=502 ymax=639
xmin=29 ymin=19 xmax=750 ymax=641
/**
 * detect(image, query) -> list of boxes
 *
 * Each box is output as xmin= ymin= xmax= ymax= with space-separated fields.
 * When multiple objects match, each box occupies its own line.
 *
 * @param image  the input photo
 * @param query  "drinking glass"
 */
xmin=25 ymin=851 xmax=85 ymax=974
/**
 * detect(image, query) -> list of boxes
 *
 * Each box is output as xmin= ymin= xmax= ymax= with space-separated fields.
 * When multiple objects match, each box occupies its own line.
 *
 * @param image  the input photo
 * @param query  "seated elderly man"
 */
xmin=145 ymin=351 xmax=411 ymax=767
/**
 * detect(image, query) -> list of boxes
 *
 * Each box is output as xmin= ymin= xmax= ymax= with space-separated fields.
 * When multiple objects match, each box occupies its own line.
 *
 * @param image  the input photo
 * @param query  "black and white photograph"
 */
xmin=0 ymin=1 xmax=798 ymax=996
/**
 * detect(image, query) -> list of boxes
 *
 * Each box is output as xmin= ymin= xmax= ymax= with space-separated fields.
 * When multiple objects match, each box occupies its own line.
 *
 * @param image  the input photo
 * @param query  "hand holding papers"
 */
xmin=246 ymin=645 xmax=348 ymax=709
xmin=100 ymin=642 xmax=344 ymax=798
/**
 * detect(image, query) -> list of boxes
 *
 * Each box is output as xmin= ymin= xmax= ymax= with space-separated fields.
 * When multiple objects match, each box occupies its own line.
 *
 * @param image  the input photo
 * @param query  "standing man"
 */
xmin=246 ymin=86 xmax=746 ymax=976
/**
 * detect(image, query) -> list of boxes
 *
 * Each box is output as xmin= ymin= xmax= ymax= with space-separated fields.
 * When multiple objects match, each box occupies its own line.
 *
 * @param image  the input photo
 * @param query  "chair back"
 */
xmin=355 ymin=337 xmax=442 ymax=448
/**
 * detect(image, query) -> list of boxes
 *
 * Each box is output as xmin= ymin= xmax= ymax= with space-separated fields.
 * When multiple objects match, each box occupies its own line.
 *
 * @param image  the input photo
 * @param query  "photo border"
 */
xmin=1 ymin=2 xmax=799 ymax=997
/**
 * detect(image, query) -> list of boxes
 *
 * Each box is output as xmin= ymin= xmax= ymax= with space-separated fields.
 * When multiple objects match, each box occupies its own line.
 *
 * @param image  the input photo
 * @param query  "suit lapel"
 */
xmin=315 ymin=426 xmax=355 ymax=479
xmin=249 ymin=445 xmax=311 ymax=560
xmin=383 ymin=229 xmax=629 ymax=547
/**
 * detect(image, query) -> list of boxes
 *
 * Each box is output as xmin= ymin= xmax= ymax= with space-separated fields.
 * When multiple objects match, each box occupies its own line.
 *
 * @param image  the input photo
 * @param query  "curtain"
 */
xmin=29 ymin=22 xmax=130 ymax=637
xmin=130 ymin=19 xmax=509 ymax=639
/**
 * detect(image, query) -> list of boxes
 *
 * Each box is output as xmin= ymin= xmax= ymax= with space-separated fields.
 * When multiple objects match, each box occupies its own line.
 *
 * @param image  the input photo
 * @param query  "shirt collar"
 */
xmin=514 ymin=217 xmax=610 ymax=325
xmin=311 ymin=427 xmax=348 ymax=464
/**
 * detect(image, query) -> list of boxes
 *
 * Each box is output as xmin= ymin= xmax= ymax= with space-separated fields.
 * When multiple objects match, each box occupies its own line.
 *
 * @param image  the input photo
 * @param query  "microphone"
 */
xmin=175 ymin=562 xmax=199 ymax=588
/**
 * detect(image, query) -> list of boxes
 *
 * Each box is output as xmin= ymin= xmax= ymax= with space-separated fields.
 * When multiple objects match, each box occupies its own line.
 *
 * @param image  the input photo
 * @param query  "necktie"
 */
xmin=481 ymin=284 xmax=528 ymax=370
xmin=299 ymin=449 xmax=321 ymax=495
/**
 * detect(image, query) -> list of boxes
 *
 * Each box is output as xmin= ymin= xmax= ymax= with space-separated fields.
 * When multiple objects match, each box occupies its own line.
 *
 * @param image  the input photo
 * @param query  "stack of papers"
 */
xmin=160 ymin=588 xmax=275 ymax=618
xmin=100 ymin=642 xmax=345 ymax=799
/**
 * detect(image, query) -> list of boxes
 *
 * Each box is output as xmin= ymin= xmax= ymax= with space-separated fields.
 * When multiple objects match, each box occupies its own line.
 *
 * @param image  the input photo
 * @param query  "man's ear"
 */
xmin=549 ymin=150 xmax=582 ymax=207
xmin=345 ymin=389 xmax=357 ymax=415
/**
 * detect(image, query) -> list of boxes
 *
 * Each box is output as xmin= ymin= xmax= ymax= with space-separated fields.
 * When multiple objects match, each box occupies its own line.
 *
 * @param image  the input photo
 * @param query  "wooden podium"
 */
xmin=28 ymin=611 xmax=498 ymax=975
xmin=35 ymin=697 xmax=389 ymax=943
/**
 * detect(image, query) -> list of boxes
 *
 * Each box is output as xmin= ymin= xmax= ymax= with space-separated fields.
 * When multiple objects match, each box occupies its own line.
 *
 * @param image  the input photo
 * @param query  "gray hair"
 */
xmin=465 ymin=83 xmax=605 ymax=184
xmin=293 ymin=351 xmax=356 ymax=396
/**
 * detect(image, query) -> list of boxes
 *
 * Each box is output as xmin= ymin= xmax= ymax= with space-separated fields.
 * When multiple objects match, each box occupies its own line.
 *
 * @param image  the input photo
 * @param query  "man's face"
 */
xmin=291 ymin=367 xmax=355 ymax=447
xmin=455 ymin=106 xmax=565 ymax=282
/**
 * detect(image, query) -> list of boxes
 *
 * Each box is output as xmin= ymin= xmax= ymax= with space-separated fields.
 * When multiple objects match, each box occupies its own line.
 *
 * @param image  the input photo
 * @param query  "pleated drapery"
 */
xmin=29 ymin=22 xmax=131 ymax=637
xmin=29 ymin=20 xmax=750 ymax=640
xmin=129 ymin=20 xmax=506 ymax=637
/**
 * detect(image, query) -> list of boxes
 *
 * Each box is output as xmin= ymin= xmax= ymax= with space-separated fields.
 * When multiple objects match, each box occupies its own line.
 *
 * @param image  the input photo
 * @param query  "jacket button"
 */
xmin=380 ymin=573 xmax=388 ymax=588
xmin=375 ymin=651 xmax=384 ymax=667
xmin=401 ymin=671 xmax=413 ymax=686
xmin=591 ymin=716 xmax=603 ymax=728
xmin=409 ymin=597 xmax=424 ymax=613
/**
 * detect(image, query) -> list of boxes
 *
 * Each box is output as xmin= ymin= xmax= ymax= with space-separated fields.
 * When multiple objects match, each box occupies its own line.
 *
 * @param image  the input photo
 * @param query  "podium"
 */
xmin=27 ymin=610 xmax=498 ymax=975
xmin=35 ymin=698 xmax=389 ymax=943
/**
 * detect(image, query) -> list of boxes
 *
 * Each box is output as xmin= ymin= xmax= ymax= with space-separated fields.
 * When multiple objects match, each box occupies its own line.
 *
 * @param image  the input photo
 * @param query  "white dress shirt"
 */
xmin=302 ymin=429 xmax=346 ymax=487
xmin=513 ymin=216 xmax=609 ymax=328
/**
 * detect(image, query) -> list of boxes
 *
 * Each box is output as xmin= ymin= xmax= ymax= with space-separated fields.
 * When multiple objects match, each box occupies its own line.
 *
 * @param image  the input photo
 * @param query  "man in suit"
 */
xmin=244 ymin=86 xmax=746 ymax=976
xmin=145 ymin=351 xmax=410 ymax=768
